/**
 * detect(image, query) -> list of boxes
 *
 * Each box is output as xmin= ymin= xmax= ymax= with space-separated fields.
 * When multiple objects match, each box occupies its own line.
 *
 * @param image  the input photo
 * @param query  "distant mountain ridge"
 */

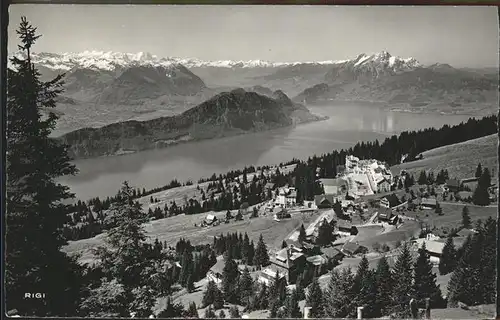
xmin=12 ymin=51 xmax=347 ymax=70
xmin=60 ymin=88 xmax=326 ymax=159
xmin=292 ymin=52 xmax=498 ymax=110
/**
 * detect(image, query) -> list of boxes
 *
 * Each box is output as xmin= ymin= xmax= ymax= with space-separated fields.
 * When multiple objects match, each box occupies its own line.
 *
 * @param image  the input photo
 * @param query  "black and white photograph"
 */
xmin=4 ymin=4 xmax=499 ymax=319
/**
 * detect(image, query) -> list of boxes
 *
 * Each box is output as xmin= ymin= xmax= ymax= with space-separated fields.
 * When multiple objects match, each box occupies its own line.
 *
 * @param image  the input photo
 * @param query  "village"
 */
xmin=181 ymin=155 xmax=498 ymax=318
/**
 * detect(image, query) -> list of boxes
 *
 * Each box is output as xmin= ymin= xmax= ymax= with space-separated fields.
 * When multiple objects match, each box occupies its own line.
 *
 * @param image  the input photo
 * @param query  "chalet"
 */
xmin=376 ymin=178 xmax=392 ymax=193
xmin=257 ymin=267 xmax=287 ymax=287
xmin=276 ymin=186 xmax=297 ymax=208
xmin=336 ymin=220 xmax=359 ymax=236
xmin=460 ymin=177 xmax=478 ymax=191
xmin=320 ymin=178 xmax=348 ymax=196
xmin=413 ymin=239 xmax=445 ymax=265
xmin=321 ymin=246 xmax=345 ymax=264
xmin=454 ymin=228 xmax=477 ymax=238
xmin=203 ymin=214 xmax=218 ymax=226
xmin=341 ymin=242 xmax=363 ymax=257
xmin=420 ymin=198 xmax=438 ymax=210
xmin=207 ymin=259 xmax=225 ymax=285
xmin=269 ymin=247 xmax=306 ymax=283
xmin=377 ymin=207 xmax=394 ymax=223
xmin=380 ymin=194 xmax=406 ymax=210
xmin=446 ymin=179 xmax=461 ymax=193
xmin=314 ymin=194 xmax=336 ymax=209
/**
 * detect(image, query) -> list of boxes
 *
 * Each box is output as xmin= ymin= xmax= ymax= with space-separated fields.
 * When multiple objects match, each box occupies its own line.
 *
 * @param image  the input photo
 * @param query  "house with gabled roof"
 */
xmin=269 ymin=247 xmax=306 ymax=284
xmin=314 ymin=194 xmax=337 ymax=209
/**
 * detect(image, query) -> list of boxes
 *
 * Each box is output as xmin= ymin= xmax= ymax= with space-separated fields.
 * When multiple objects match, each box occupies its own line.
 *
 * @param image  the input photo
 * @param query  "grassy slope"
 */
xmin=391 ymin=134 xmax=497 ymax=182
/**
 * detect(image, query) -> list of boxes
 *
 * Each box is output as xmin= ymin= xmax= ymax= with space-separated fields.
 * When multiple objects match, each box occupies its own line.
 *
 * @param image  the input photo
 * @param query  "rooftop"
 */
xmin=320 ymin=178 xmax=348 ymax=187
xmin=306 ymin=255 xmax=328 ymax=266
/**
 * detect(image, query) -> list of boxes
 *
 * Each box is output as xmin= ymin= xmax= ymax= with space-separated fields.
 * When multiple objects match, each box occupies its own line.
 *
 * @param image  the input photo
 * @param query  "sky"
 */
xmin=7 ymin=5 xmax=499 ymax=68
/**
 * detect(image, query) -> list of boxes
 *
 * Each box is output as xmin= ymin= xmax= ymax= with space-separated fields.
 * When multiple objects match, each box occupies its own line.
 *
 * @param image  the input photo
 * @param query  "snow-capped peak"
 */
xmin=8 ymin=50 xmax=354 ymax=71
xmin=351 ymin=51 xmax=421 ymax=71
xmin=8 ymin=50 xmax=421 ymax=73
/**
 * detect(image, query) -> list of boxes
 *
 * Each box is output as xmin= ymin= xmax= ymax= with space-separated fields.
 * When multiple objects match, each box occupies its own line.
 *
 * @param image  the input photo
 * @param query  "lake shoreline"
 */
xmin=60 ymin=104 xmax=479 ymax=201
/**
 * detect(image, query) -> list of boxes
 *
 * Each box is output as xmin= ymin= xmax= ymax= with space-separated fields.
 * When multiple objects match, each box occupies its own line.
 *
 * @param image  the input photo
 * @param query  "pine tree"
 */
xmin=157 ymin=296 xmax=185 ymax=318
xmin=202 ymin=280 xmax=219 ymax=307
xmin=229 ymin=306 xmax=240 ymax=318
xmin=286 ymin=290 xmax=302 ymax=318
xmin=281 ymin=240 xmax=288 ymax=249
xmin=418 ymin=170 xmax=428 ymax=185
xmin=253 ymin=234 xmax=270 ymax=268
xmin=461 ymin=206 xmax=471 ymax=228
xmin=374 ymin=256 xmax=393 ymax=317
xmin=218 ymin=310 xmax=226 ymax=318
xmin=358 ymin=270 xmax=379 ymax=318
xmin=213 ymin=287 xmax=225 ymax=309
xmin=412 ymin=243 xmax=444 ymax=308
xmin=298 ymin=224 xmax=307 ymax=243
xmin=306 ymin=277 xmax=324 ymax=318
xmin=473 ymin=168 xmax=491 ymax=206
xmin=238 ymin=267 xmax=254 ymax=306
xmin=205 ymin=305 xmax=216 ymax=318
xmin=89 ymin=182 xmax=157 ymax=316
xmin=439 ymin=235 xmax=456 ymax=275
xmin=475 ymin=163 xmax=482 ymax=179
xmin=186 ymin=302 xmax=199 ymax=318
xmin=255 ymin=282 xmax=269 ymax=310
xmin=295 ymin=274 xmax=306 ymax=300
xmin=80 ymin=279 xmax=128 ymax=317
xmin=390 ymin=242 xmax=413 ymax=318
xmin=221 ymin=258 xmax=240 ymax=303
xmin=5 ymin=17 xmax=84 ymax=316
xmin=324 ymin=267 xmax=355 ymax=318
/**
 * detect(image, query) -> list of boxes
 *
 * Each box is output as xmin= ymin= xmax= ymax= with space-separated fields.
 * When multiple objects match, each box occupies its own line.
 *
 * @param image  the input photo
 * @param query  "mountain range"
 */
xmin=10 ymin=50 xmax=497 ymax=138
xmin=60 ymin=88 xmax=326 ymax=159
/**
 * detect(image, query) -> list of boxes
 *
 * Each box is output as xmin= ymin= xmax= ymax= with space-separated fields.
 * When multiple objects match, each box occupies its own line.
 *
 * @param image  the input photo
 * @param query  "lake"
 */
xmin=60 ymin=104 xmax=476 ymax=200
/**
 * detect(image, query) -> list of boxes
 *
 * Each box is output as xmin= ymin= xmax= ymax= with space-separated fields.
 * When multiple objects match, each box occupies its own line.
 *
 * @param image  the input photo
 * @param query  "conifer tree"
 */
xmin=157 ymin=296 xmax=185 ymax=318
xmin=461 ymin=206 xmax=471 ymax=228
xmin=306 ymin=277 xmax=324 ymax=318
xmin=222 ymin=258 xmax=240 ymax=303
xmin=238 ymin=267 xmax=254 ymax=306
xmin=218 ymin=309 xmax=226 ymax=318
xmin=412 ymin=243 xmax=444 ymax=308
xmin=5 ymin=17 xmax=84 ymax=316
xmin=473 ymin=168 xmax=491 ymax=206
xmin=281 ymin=240 xmax=288 ymax=249
xmin=213 ymin=287 xmax=225 ymax=309
xmin=255 ymin=282 xmax=269 ymax=310
xmin=229 ymin=306 xmax=240 ymax=318
xmin=295 ymin=274 xmax=306 ymax=300
xmin=202 ymin=280 xmax=219 ymax=307
xmin=186 ymin=302 xmax=199 ymax=318
xmin=475 ymin=163 xmax=482 ymax=179
xmin=298 ymin=224 xmax=307 ymax=243
xmin=439 ymin=235 xmax=456 ymax=275
xmin=374 ymin=255 xmax=393 ymax=317
xmin=390 ymin=242 xmax=413 ymax=318
xmin=286 ymin=289 xmax=302 ymax=318
xmin=89 ymin=182 xmax=157 ymax=316
xmin=205 ymin=305 xmax=216 ymax=318
xmin=358 ymin=270 xmax=379 ymax=318
xmin=253 ymin=234 xmax=270 ymax=268
xmin=418 ymin=170 xmax=428 ymax=185
xmin=324 ymin=267 xmax=355 ymax=318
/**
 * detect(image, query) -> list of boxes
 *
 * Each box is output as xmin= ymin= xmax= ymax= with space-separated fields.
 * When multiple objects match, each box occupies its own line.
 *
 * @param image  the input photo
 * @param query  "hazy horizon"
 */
xmin=8 ymin=5 xmax=499 ymax=68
